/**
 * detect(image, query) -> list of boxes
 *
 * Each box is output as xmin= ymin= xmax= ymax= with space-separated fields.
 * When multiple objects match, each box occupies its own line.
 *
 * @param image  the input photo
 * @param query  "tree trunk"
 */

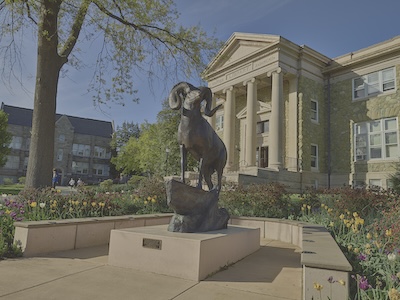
xmin=25 ymin=0 xmax=64 ymax=189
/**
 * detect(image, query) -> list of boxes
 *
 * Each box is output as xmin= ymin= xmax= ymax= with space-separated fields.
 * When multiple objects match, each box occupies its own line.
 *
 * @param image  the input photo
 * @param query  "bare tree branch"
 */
xmin=23 ymin=0 xmax=37 ymax=25
xmin=59 ymin=0 xmax=91 ymax=60
xmin=91 ymin=1 xmax=199 ymax=67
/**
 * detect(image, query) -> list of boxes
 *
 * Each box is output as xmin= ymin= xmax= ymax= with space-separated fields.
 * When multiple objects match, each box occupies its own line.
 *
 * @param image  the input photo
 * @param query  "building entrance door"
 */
xmin=257 ymin=147 xmax=268 ymax=168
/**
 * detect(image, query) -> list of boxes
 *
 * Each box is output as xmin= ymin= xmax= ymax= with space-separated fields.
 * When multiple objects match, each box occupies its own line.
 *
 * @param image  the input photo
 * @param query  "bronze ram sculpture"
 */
xmin=169 ymin=82 xmax=227 ymax=193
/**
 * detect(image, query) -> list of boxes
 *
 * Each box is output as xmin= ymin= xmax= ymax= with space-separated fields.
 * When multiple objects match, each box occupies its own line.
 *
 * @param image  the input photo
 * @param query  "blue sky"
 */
xmin=2 ymin=0 xmax=400 ymax=128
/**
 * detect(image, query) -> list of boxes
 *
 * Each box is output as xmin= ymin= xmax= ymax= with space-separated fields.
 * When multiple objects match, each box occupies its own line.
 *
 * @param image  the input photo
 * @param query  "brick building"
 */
xmin=1 ymin=103 xmax=114 ymax=185
xmin=203 ymin=33 xmax=400 ymax=192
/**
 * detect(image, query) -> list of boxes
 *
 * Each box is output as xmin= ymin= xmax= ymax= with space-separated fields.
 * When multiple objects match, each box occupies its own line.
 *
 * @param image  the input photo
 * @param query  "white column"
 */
xmin=206 ymin=94 xmax=217 ymax=128
xmin=223 ymin=86 xmax=235 ymax=170
xmin=287 ymin=76 xmax=298 ymax=171
xmin=243 ymin=78 xmax=257 ymax=166
xmin=268 ymin=67 xmax=283 ymax=170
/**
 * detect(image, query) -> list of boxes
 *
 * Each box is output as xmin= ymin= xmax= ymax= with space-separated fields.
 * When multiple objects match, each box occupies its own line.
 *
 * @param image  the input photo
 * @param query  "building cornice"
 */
xmin=323 ymin=35 xmax=400 ymax=74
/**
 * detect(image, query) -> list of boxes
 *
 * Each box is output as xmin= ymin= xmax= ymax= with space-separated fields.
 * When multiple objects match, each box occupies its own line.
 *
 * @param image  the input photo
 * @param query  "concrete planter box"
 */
xmin=13 ymin=214 xmax=352 ymax=300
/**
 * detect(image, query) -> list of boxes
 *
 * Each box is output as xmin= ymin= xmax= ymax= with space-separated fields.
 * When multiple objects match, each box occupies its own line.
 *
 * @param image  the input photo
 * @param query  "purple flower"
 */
xmin=10 ymin=211 xmax=17 ymax=219
xmin=327 ymin=276 xmax=335 ymax=283
xmin=359 ymin=276 xmax=371 ymax=290
xmin=358 ymin=253 xmax=368 ymax=261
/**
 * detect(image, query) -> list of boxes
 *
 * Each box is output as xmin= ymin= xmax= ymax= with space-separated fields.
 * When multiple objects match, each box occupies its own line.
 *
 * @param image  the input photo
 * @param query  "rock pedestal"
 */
xmin=166 ymin=179 xmax=230 ymax=233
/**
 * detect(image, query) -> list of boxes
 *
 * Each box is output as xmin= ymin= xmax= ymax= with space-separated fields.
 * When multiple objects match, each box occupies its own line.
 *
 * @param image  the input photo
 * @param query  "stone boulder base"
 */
xmin=166 ymin=179 xmax=230 ymax=233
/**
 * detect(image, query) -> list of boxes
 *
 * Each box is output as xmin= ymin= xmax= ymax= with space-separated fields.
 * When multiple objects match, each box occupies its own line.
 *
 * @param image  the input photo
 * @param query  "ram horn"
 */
xmin=168 ymin=82 xmax=191 ymax=110
xmin=202 ymin=87 xmax=221 ymax=117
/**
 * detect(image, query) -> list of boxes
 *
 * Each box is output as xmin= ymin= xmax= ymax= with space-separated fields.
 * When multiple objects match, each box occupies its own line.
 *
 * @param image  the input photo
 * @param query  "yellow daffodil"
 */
xmin=30 ymin=201 xmax=37 ymax=208
xmin=329 ymin=221 xmax=334 ymax=227
xmin=388 ymin=288 xmax=400 ymax=300
xmin=151 ymin=198 xmax=157 ymax=204
xmin=91 ymin=202 xmax=96 ymax=207
xmin=339 ymin=214 xmax=345 ymax=220
xmin=354 ymin=247 xmax=359 ymax=254
xmin=5 ymin=209 xmax=11 ymax=214
xmin=353 ymin=212 xmax=359 ymax=218
xmin=83 ymin=201 xmax=87 ymax=207
xmin=144 ymin=200 xmax=148 ymax=205
xmin=313 ymin=282 xmax=323 ymax=291
xmin=328 ymin=208 xmax=333 ymax=213
xmin=338 ymin=279 xmax=346 ymax=286
xmin=365 ymin=243 xmax=371 ymax=249
xmin=366 ymin=232 xmax=372 ymax=239
xmin=347 ymin=245 xmax=353 ymax=251
xmin=386 ymin=229 xmax=392 ymax=237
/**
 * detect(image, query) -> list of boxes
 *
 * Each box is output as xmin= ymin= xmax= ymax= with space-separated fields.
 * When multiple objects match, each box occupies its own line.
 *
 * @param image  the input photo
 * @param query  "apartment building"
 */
xmin=1 ymin=103 xmax=114 ymax=185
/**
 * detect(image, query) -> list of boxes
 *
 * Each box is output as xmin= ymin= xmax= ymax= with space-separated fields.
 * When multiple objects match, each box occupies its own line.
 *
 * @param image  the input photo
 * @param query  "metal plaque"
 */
xmin=142 ymin=238 xmax=162 ymax=250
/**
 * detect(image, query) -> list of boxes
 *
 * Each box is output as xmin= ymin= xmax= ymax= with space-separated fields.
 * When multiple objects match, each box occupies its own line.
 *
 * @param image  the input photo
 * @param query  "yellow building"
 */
xmin=203 ymin=33 xmax=400 ymax=192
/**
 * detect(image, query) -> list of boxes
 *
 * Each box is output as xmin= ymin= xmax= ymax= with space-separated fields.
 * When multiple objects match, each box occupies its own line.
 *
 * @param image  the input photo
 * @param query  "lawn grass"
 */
xmin=0 ymin=184 xmax=24 ymax=195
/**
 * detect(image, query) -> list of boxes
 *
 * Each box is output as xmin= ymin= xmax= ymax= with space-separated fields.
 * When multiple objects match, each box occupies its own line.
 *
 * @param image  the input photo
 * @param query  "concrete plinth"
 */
xmin=108 ymin=225 xmax=260 ymax=281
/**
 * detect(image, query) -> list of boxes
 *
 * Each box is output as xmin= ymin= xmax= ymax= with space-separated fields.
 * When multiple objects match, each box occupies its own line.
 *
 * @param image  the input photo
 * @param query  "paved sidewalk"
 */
xmin=0 ymin=239 xmax=302 ymax=300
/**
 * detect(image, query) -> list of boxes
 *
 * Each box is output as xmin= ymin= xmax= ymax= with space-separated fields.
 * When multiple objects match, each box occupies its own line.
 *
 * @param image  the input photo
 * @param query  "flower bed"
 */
xmin=1 ymin=182 xmax=399 ymax=299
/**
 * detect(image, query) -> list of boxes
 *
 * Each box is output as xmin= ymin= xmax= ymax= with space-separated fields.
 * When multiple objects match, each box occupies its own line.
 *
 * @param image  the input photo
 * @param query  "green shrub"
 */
xmin=99 ymin=179 xmax=113 ymax=189
xmin=219 ymin=182 xmax=291 ymax=218
xmin=2 ymin=178 xmax=13 ymax=185
xmin=18 ymin=177 xmax=26 ymax=185
xmin=127 ymin=175 xmax=146 ymax=187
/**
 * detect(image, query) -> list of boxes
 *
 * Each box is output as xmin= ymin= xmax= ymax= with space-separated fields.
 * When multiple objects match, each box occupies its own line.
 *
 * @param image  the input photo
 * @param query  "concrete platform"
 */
xmin=0 ymin=239 xmax=302 ymax=300
xmin=109 ymin=225 xmax=260 ymax=281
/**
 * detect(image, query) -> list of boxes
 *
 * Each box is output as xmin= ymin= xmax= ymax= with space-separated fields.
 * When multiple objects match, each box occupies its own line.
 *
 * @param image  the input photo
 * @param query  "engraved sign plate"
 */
xmin=142 ymin=238 xmax=162 ymax=250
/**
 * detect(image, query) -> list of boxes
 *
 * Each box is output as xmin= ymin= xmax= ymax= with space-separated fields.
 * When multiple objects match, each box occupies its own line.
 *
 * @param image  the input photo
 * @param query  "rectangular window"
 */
xmin=369 ymin=179 xmax=382 ymax=188
xmin=72 ymin=144 xmax=91 ymax=157
xmin=25 ymin=138 xmax=31 ymax=150
xmin=4 ymin=155 xmax=20 ymax=169
xmin=92 ymin=164 xmax=109 ymax=176
xmin=311 ymin=144 xmax=318 ymax=170
xmin=72 ymin=161 xmax=89 ymax=174
xmin=352 ymin=67 xmax=395 ymax=100
xmin=94 ymin=146 xmax=106 ymax=158
xmin=215 ymin=115 xmax=224 ymax=131
xmin=57 ymin=149 xmax=63 ymax=161
xmin=23 ymin=157 xmax=29 ymax=170
xmin=9 ymin=136 xmax=22 ymax=149
xmin=256 ymin=120 xmax=269 ymax=134
xmin=311 ymin=99 xmax=318 ymax=122
xmin=354 ymin=117 xmax=399 ymax=161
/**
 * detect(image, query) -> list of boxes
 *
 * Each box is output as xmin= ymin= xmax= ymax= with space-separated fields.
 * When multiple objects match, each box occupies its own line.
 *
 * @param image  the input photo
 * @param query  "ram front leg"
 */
xmin=180 ymin=144 xmax=187 ymax=184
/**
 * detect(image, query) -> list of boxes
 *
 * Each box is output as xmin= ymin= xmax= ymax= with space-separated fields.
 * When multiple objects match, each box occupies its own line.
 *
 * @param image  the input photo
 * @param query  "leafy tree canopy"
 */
xmin=0 ymin=0 xmax=221 ymax=188
xmin=112 ymin=98 xmax=197 ymax=177
xmin=111 ymin=121 xmax=141 ymax=151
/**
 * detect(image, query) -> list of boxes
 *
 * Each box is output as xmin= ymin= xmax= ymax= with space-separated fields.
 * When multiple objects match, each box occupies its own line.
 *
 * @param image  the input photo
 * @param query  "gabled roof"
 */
xmin=204 ymin=32 xmax=281 ymax=76
xmin=1 ymin=103 xmax=113 ymax=138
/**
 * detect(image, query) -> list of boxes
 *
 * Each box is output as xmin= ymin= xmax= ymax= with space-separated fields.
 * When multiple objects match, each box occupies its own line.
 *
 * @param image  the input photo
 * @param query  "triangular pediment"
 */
xmin=205 ymin=33 xmax=280 ymax=75
xmin=237 ymin=101 xmax=271 ymax=119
